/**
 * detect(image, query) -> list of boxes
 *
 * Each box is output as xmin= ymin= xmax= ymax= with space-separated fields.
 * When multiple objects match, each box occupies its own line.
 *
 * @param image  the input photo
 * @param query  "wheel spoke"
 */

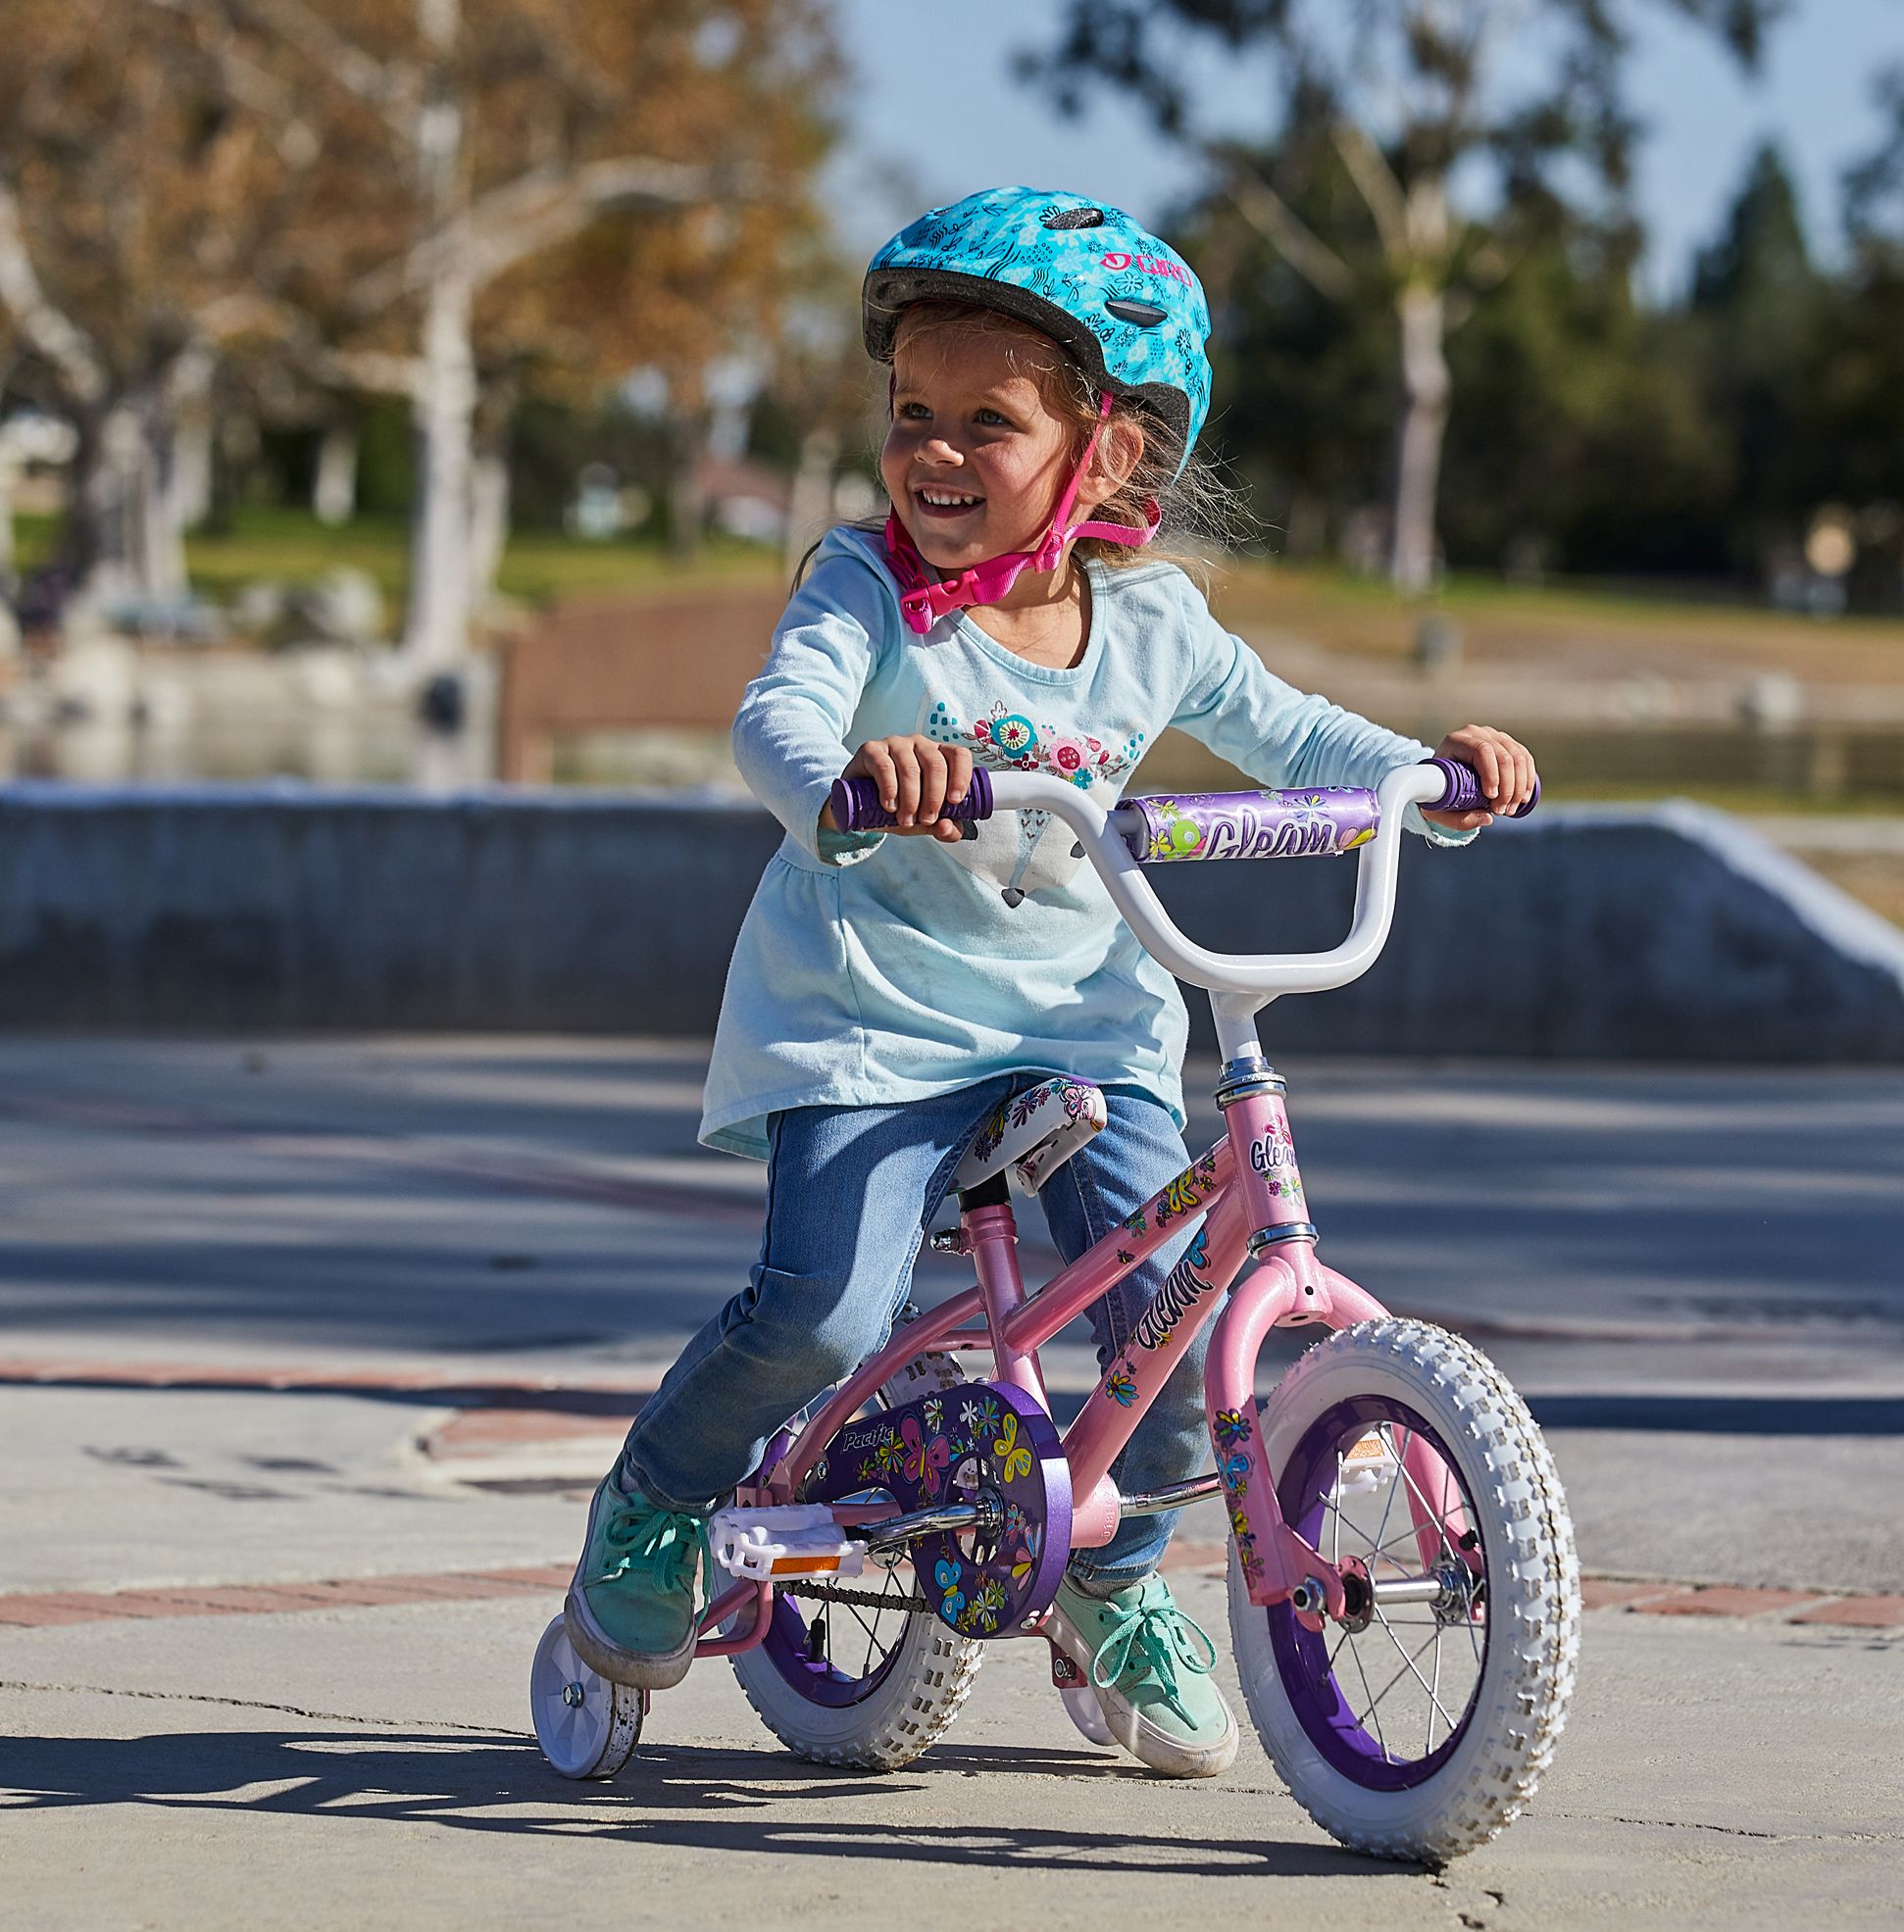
xmin=1344 ymin=1617 xmax=1391 ymax=1759
xmin=1351 ymin=1623 xmax=1443 ymax=1742
xmin=1373 ymin=1605 xmax=1459 ymax=1741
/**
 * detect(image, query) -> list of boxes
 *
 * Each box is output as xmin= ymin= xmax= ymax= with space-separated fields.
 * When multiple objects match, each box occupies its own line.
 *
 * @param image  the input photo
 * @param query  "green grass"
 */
xmin=11 ymin=507 xmax=783 ymax=612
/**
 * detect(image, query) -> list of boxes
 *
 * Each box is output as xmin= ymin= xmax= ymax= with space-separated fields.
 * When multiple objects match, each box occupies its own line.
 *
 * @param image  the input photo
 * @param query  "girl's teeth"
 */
xmin=921 ymin=491 xmax=978 ymax=507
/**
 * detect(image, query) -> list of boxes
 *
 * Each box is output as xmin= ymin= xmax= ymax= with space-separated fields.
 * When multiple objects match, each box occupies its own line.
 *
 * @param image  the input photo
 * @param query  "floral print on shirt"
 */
xmin=922 ymin=697 xmax=1146 ymax=908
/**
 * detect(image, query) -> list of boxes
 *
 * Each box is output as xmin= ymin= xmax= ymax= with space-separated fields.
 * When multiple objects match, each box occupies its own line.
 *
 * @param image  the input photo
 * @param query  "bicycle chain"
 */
xmin=781 ymin=1578 xmax=931 ymax=1612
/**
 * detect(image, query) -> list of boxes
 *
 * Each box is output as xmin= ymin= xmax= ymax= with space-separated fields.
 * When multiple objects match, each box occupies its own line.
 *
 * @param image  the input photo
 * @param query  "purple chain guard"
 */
xmin=799 ymin=1381 xmax=1072 ymax=1640
xmin=1114 ymin=787 xmax=1381 ymax=864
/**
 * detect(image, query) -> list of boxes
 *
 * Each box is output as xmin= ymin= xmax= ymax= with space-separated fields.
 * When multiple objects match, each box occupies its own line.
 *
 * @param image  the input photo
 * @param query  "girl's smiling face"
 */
xmin=880 ymin=317 xmax=1092 ymax=579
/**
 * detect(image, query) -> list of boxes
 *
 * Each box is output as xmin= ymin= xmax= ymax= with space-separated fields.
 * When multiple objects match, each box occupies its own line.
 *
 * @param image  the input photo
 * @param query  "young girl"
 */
xmin=566 ymin=187 xmax=1537 ymax=1778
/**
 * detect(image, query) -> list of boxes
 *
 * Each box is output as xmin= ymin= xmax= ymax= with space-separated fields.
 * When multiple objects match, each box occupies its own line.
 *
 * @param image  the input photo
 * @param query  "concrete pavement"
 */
xmin=3 ymin=1037 xmax=1903 ymax=1925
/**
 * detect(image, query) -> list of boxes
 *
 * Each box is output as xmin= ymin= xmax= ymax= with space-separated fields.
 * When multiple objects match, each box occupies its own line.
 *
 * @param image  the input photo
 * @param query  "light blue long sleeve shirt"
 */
xmin=701 ymin=525 xmax=1463 ymax=1159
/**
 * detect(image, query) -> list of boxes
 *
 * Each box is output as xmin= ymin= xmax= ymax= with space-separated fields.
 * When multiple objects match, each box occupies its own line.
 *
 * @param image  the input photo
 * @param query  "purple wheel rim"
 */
xmin=759 ymin=1381 xmax=1070 ymax=1710
xmin=1267 ymin=1395 xmax=1487 ymax=1790
xmin=758 ymin=1578 xmax=912 ymax=1709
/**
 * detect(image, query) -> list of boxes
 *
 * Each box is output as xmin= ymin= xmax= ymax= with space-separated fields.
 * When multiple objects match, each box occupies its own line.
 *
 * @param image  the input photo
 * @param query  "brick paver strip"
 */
xmin=1788 ymin=1595 xmax=1904 ymax=1629
xmin=1642 ymin=1584 xmax=1823 ymax=1618
xmin=1578 ymin=1579 xmax=1693 ymax=1610
xmin=1 ymin=1563 xmax=1899 ymax=1632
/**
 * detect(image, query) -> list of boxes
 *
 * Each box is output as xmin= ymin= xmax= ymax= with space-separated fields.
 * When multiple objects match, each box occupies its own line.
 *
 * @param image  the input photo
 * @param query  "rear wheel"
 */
xmin=1228 ymin=1318 xmax=1578 ymax=1864
xmin=727 ymin=1329 xmax=983 ymax=1769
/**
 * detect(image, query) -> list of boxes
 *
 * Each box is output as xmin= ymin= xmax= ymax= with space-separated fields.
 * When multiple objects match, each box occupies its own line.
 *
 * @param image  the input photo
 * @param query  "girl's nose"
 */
xmin=921 ymin=436 xmax=964 ymax=465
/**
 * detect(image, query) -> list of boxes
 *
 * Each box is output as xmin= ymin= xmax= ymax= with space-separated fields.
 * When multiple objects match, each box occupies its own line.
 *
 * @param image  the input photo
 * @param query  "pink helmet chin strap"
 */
xmin=883 ymin=392 xmax=1161 ymax=636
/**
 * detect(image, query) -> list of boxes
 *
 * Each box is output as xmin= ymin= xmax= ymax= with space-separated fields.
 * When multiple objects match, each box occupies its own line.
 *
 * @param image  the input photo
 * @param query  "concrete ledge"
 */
xmin=0 ymin=785 xmax=1899 ymax=1056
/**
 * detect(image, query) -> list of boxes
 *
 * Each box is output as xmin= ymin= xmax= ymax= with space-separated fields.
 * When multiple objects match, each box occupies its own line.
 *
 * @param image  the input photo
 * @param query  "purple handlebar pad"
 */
xmin=1425 ymin=756 xmax=1540 ymax=817
xmin=1114 ymin=787 xmax=1382 ymax=863
xmin=828 ymin=766 xmax=994 ymax=832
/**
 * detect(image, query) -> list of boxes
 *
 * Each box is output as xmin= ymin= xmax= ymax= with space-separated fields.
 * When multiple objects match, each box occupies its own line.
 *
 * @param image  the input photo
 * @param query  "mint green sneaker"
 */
xmin=564 ymin=1468 xmax=711 ymax=1690
xmin=1049 ymin=1572 xmax=1238 ymax=1777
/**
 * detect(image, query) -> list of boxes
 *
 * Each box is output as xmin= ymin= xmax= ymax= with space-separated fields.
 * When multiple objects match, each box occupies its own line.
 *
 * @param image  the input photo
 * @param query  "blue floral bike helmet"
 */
xmin=864 ymin=185 xmax=1212 ymax=478
xmin=864 ymin=186 xmax=1213 ymax=631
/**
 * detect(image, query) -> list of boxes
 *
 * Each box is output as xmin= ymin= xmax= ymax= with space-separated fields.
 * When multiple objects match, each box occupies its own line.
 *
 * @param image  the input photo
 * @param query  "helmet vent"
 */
xmin=1041 ymin=205 xmax=1106 ymax=229
xmin=1105 ymin=297 xmax=1168 ymax=328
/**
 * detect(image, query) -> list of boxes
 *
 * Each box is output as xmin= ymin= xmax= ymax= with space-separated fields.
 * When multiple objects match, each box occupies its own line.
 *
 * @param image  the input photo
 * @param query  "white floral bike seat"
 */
xmin=954 ymin=1077 xmax=1108 ymax=1197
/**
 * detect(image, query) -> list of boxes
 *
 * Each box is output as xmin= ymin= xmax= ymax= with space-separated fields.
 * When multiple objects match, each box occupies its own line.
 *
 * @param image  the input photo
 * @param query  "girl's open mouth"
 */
xmin=913 ymin=487 xmax=984 ymax=520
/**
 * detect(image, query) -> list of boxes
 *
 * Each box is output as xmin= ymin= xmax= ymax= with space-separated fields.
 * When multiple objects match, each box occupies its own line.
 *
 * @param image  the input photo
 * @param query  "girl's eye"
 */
xmin=895 ymin=401 xmax=929 ymax=421
xmin=976 ymin=408 xmax=1011 ymax=426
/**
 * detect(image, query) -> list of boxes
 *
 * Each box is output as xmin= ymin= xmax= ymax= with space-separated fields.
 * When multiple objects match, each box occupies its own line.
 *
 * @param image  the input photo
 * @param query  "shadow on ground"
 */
xmin=0 ymin=1728 xmax=1405 ymax=1879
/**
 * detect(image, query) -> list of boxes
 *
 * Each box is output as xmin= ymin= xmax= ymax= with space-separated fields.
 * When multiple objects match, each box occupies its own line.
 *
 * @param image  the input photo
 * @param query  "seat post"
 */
xmin=959 ymin=1181 xmax=1051 ymax=1410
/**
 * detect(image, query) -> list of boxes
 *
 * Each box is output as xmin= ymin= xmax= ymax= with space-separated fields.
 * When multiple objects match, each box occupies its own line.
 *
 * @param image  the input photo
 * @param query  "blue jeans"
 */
xmin=623 ymin=1075 xmax=1213 ymax=1591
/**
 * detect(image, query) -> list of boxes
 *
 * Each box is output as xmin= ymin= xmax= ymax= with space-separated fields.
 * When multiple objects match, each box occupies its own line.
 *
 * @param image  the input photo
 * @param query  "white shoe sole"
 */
xmin=562 ymin=1477 xmax=699 ymax=1691
xmin=1046 ymin=1598 xmax=1239 ymax=1779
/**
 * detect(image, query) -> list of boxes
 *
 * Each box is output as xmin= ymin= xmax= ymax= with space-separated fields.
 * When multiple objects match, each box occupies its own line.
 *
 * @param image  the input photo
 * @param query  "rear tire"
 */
xmin=1228 ymin=1318 xmax=1578 ymax=1864
xmin=727 ymin=1328 xmax=984 ymax=1770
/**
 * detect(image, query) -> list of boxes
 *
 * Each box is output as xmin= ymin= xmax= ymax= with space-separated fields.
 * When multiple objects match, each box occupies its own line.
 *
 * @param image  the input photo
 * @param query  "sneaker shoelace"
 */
xmin=594 ymin=1496 xmax=712 ymax=1600
xmin=1089 ymin=1591 xmax=1220 ymax=1723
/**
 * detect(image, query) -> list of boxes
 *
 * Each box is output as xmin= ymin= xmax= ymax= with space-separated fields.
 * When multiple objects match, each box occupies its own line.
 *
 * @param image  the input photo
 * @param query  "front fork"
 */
xmin=1205 ymin=1063 xmax=1475 ymax=1628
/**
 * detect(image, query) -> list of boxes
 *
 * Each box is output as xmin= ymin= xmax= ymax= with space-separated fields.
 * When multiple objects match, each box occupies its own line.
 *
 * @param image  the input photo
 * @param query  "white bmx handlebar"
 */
xmin=983 ymin=765 xmax=1447 ymax=1040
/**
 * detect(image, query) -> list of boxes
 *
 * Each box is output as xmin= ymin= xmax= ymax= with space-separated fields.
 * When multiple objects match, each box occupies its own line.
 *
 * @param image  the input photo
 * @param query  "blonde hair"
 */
xmin=794 ymin=299 xmax=1243 ymax=593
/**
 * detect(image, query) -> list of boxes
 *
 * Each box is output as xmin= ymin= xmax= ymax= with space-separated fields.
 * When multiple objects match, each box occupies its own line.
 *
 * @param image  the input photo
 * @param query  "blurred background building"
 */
xmin=0 ymin=0 xmax=1899 ymax=919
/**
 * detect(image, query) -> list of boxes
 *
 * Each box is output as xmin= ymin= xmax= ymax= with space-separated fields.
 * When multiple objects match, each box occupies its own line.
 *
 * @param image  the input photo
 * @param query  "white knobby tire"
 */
xmin=529 ymin=1611 xmax=644 ymax=1779
xmin=1228 ymin=1318 xmax=1579 ymax=1864
xmin=728 ymin=1335 xmax=984 ymax=1770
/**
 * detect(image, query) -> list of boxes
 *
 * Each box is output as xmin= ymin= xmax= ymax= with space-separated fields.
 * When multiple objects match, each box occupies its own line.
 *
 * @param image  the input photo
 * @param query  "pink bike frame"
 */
xmin=695 ymin=1080 xmax=1472 ymax=1655
xmin=695 ymin=762 xmax=1478 ymax=1655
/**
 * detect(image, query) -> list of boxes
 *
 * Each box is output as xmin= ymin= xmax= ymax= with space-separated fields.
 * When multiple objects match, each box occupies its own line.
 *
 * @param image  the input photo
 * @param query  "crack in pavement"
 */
xmin=0 ymin=1678 xmax=527 ymax=1736
xmin=1559 ymin=1809 xmax=1901 ymax=1843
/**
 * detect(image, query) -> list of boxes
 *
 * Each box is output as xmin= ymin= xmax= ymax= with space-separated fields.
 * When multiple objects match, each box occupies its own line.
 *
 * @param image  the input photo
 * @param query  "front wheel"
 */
xmin=1229 ymin=1318 xmax=1579 ymax=1864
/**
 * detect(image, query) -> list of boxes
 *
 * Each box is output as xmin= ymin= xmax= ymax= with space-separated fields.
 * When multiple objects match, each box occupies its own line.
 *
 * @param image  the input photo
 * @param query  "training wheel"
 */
xmin=529 ymin=1612 xmax=644 ymax=1779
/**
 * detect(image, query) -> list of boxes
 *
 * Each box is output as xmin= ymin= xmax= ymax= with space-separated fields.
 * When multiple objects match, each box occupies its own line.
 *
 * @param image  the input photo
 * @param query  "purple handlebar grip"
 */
xmin=1426 ymin=757 xmax=1539 ymax=818
xmin=828 ymin=766 xmax=994 ymax=832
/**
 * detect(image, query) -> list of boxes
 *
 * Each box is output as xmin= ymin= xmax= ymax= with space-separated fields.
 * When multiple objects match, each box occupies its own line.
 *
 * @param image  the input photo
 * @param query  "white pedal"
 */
xmin=1336 ymin=1430 xmax=1398 ymax=1499
xmin=709 ymin=1504 xmax=868 ymax=1582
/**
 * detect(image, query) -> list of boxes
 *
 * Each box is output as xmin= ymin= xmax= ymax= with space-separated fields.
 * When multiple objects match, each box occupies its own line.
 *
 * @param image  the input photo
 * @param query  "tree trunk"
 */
xmin=66 ymin=401 xmax=145 ymax=609
xmin=138 ymin=387 xmax=189 ymax=602
xmin=167 ymin=343 xmax=216 ymax=536
xmin=666 ymin=409 xmax=708 ymax=564
xmin=1390 ymin=280 xmax=1451 ymax=594
xmin=783 ymin=424 xmax=838 ymax=579
xmin=399 ymin=0 xmax=475 ymax=676
xmin=401 ymin=261 xmax=476 ymax=670
xmin=314 ymin=421 xmax=359 ymax=525
xmin=470 ymin=446 xmax=510 ymax=612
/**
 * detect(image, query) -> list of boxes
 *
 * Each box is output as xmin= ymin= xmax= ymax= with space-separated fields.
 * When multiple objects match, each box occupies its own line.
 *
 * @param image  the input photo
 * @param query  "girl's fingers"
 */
xmin=944 ymin=744 xmax=973 ymax=807
xmin=888 ymin=742 xmax=923 ymax=825
xmin=916 ymin=744 xmax=949 ymax=823
xmin=861 ymin=742 xmax=899 ymax=813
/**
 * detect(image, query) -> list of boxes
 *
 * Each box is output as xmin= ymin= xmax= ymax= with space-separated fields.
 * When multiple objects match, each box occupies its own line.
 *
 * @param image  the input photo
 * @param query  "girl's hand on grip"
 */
xmin=1424 ymin=725 xmax=1538 ymax=830
xmin=819 ymin=736 xmax=975 ymax=842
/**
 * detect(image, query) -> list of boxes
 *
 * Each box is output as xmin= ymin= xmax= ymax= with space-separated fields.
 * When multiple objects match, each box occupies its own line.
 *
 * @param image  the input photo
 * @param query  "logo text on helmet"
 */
xmin=1101 ymin=252 xmax=1192 ymax=287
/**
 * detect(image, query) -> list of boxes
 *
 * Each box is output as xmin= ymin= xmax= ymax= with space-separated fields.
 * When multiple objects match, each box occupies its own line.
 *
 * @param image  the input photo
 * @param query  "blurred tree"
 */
xmin=1686 ymin=142 xmax=1828 ymax=574
xmin=1027 ymin=0 xmax=1786 ymax=592
xmin=188 ymin=0 xmax=836 ymax=669
xmin=1823 ymin=64 xmax=1904 ymax=608
xmin=0 ymin=0 xmax=339 ymax=607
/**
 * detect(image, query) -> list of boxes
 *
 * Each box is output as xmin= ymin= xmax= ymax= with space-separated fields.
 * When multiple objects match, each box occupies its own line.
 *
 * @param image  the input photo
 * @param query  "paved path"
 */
xmin=3 ymin=1038 xmax=1902 ymax=1925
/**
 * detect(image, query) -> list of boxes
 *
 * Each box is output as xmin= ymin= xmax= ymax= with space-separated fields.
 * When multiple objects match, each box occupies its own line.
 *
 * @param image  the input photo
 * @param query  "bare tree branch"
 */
xmin=0 ymin=180 xmax=110 ymax=407
xmin=1331 ymin=121 xmax=1413 ymax=263
xmin=1226 ymin=159 xmax=1356 ymax=301
xmin=346 ymin=153 xmax=719 ymax=316
xmin=185 ymin=0 xmax=414 ymax=144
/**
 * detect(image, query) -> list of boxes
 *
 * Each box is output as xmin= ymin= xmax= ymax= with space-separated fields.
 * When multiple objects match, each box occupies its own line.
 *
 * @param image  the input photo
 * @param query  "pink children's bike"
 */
xmin=528 ymin=758 xmax=1579 ymax=1864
